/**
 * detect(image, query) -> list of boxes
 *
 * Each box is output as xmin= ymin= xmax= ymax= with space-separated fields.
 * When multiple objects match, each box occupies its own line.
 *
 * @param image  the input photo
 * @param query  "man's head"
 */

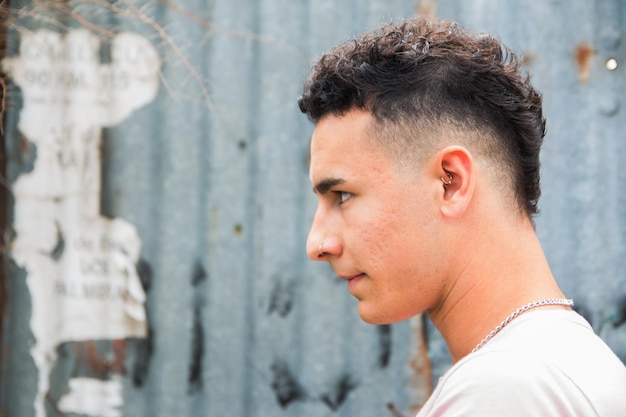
xmin=299 ymin=17 xmax=546 ymax=217
xmin=301 ymin=17 xmax=548 ymax=324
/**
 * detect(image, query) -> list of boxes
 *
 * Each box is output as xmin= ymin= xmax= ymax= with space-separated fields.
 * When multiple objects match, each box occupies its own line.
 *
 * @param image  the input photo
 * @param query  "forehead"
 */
xmin=311 ymin=109 xmax=375 ymax=145
xmin=309 ymin=110 xmax=390 ymax=179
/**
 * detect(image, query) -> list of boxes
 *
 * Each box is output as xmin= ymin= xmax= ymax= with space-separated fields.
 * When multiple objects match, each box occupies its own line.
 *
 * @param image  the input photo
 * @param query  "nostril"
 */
xmin=318 ymin=241 xmax=328 ymax=258
xmin=306 ymin=237 xmax=323 ymax=261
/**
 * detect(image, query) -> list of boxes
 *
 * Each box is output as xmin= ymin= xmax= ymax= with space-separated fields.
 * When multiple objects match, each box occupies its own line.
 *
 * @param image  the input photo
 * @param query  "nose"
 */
xmin=306 ymin=209 xmax=342 ymax=260
xmin=306 ymin=233 xmax=342 ymax=260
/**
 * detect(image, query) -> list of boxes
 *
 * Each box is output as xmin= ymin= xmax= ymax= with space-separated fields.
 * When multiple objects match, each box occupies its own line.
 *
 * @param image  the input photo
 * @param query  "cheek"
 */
xmin=358 ymin=207 xmax=414 ymax=264
xmin=362 ymin=200 xmax=438 ymax=271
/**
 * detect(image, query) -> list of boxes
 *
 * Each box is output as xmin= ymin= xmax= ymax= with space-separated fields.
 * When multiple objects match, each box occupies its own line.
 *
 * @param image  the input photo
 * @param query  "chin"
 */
xmin=358 ymin=304 xmax=403 ymax=325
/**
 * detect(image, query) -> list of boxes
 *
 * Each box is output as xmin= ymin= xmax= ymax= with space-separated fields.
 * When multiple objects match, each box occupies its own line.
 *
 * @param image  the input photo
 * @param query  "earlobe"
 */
xmin=437 ymin=146 xmax=475 ymax=219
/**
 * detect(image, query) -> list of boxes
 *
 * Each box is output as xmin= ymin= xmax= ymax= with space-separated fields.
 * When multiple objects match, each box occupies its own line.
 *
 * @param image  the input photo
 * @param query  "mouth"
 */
xmin=338 ymin=272 xmax=364 ymax=281
xmin=339 ymin=273 xmax=366 ymax=292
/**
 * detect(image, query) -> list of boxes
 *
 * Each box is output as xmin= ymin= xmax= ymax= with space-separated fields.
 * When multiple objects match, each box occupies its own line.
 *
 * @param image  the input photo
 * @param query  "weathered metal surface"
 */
xmin=0 ymin=1 xmax=425 ymax=417
xmin=425 ymin=0 xmax=626 ymax=382
xmin=0 ymin=4 xmax=9 ymax=403
xmin=1 ymin=0 xmax=625 ymax=416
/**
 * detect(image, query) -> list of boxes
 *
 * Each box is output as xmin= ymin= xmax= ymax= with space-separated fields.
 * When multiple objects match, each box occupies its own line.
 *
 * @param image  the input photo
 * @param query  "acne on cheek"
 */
xmin=359 ymin=224 xmax=397 ymax=258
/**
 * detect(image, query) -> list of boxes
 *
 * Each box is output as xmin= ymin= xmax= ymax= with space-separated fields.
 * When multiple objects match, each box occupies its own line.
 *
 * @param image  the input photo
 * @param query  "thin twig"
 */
xmin=32 ymin=0 xmax=115 ymax=39
xmin=80 ymin=0 xmax=211 ymax=107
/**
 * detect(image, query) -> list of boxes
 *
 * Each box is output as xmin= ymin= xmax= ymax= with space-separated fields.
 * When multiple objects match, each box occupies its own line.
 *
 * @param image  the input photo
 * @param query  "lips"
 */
xmin=339 ymin=273 xmax=366 ymax=293
xmin=339 ymin=273 xmax=364 ymax=281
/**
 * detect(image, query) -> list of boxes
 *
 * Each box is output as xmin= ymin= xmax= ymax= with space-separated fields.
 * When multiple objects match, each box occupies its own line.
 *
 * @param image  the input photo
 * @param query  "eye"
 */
xmin=338 ymin=191 xmax=352 ymax=204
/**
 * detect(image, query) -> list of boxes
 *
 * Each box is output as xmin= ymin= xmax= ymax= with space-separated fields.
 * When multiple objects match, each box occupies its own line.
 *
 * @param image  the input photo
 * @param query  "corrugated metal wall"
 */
xmin=1 ymin=1 xmax=625 ymax=417
xmin=425 ymin=0 xmax=626 ymax=381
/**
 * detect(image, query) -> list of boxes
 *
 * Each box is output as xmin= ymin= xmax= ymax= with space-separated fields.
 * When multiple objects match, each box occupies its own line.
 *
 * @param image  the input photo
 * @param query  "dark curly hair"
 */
xmin=298 ymin=17 xmax=546 ymax=218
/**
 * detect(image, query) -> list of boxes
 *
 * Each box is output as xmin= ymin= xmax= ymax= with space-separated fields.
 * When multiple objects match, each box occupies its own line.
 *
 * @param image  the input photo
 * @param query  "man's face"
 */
xmin=307 ymin=109 xmax=446 ymax=324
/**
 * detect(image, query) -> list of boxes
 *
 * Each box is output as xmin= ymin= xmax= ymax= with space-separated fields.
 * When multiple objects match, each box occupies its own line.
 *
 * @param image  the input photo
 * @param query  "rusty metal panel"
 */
xmin=2 ymin=0 xmax=625 ymax=416
xmin=0 ymin=1 xmax=428 ymax=417
xmin=425 ymin=0 xmax=626 ymax=382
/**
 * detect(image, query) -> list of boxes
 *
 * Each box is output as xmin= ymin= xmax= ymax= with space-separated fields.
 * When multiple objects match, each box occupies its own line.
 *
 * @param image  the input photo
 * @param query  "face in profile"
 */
xmin=306 ymin=109 xmax=447 ymax=324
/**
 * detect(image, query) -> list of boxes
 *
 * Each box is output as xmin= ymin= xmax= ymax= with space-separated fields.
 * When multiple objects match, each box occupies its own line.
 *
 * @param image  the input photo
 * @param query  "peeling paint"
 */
xmin=2 ymin=29 xmax=160 ymax=417
xmin=57 ymin=377 xmax=124 ymax=417
xmin=270 ymin=360 xmax=307 ymax=408
xmin=189 ymin=262 xmax=207 ymax=395
xmin=377 ymin=325 xmax=392 ymax=369
xmin=268 ymin=278 xmax=294 ymax=317
xmin=320 ymin=373 xmax=358 ymax=411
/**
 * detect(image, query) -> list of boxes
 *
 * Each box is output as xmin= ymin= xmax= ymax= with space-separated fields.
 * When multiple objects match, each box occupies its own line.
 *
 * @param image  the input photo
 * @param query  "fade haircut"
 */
xmin=298 ymin=17 xmax=546 ymax=218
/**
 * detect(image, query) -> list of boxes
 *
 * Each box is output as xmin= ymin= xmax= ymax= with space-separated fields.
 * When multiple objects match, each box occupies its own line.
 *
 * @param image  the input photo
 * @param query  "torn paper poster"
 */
xmin=58 ymin=377 xmax=124 ymax=417
xmin=3 ymin=29 xmax=160 ymax=417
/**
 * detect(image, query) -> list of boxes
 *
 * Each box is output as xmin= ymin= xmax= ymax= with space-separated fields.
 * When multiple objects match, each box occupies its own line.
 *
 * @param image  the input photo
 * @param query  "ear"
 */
xmin=436 ymin=146 xmax=475 ymax=219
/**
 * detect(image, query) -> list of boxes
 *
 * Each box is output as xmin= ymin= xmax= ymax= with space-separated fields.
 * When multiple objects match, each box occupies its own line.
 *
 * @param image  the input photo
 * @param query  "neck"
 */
xmin=429 ymin=215 xmax=568 ymax=363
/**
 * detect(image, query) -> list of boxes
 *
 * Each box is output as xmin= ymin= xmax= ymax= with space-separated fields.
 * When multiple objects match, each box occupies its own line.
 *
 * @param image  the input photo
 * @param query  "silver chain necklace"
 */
xmin=472 ymin=298 xmax=574 ymax=353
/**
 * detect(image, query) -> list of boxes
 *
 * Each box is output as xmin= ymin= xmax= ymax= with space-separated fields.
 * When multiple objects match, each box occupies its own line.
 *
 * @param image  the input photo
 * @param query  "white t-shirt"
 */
xmin=416 ymin=310 xmax=626 ymax=416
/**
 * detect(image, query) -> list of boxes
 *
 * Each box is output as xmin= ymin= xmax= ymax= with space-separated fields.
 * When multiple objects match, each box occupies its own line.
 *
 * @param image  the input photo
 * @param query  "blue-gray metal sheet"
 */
xmin=427 ymin=0 xmax=626 ymax=381
xmin=1 ymin=0 xmax=625 ymax=416
xmin=1 ymin=1 xmax=424 ymax=417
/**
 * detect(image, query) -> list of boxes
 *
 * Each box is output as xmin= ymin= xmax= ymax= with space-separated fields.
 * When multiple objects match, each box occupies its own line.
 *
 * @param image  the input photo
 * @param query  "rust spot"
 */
xmin=409 ymin=315 xmax=433 ymax=414
xmin=417 ymin=0 xmax=436 ymax=18
xmin=19 ymin=133 xmax=30 ymax=153
xmin=574 ymin=43 xmax=597 ymax=82
xmin=74 ymin=340 xmax=127 ymax=376
xmin=521 ymin=52 xmax=535 ymax=66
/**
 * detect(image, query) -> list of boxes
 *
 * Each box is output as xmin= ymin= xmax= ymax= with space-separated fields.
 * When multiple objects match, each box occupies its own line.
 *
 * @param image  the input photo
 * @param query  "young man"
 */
xmin=298 ymin=17 xmax=626 ymax=416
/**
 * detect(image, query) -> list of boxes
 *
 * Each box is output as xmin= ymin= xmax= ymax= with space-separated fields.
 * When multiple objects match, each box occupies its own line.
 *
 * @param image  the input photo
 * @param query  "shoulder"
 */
xmin=419 ymin=350 xmax=597 ymax=416
xmin=445 ymin=350 xmax=573 ymax=400
xmin=417 ymin=311 xmax=626 ymax=417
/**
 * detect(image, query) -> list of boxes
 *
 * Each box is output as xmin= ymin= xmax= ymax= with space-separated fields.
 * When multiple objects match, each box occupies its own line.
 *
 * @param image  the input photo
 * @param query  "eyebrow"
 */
xmin=313 ymin=178 xmax=345 ymax=195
